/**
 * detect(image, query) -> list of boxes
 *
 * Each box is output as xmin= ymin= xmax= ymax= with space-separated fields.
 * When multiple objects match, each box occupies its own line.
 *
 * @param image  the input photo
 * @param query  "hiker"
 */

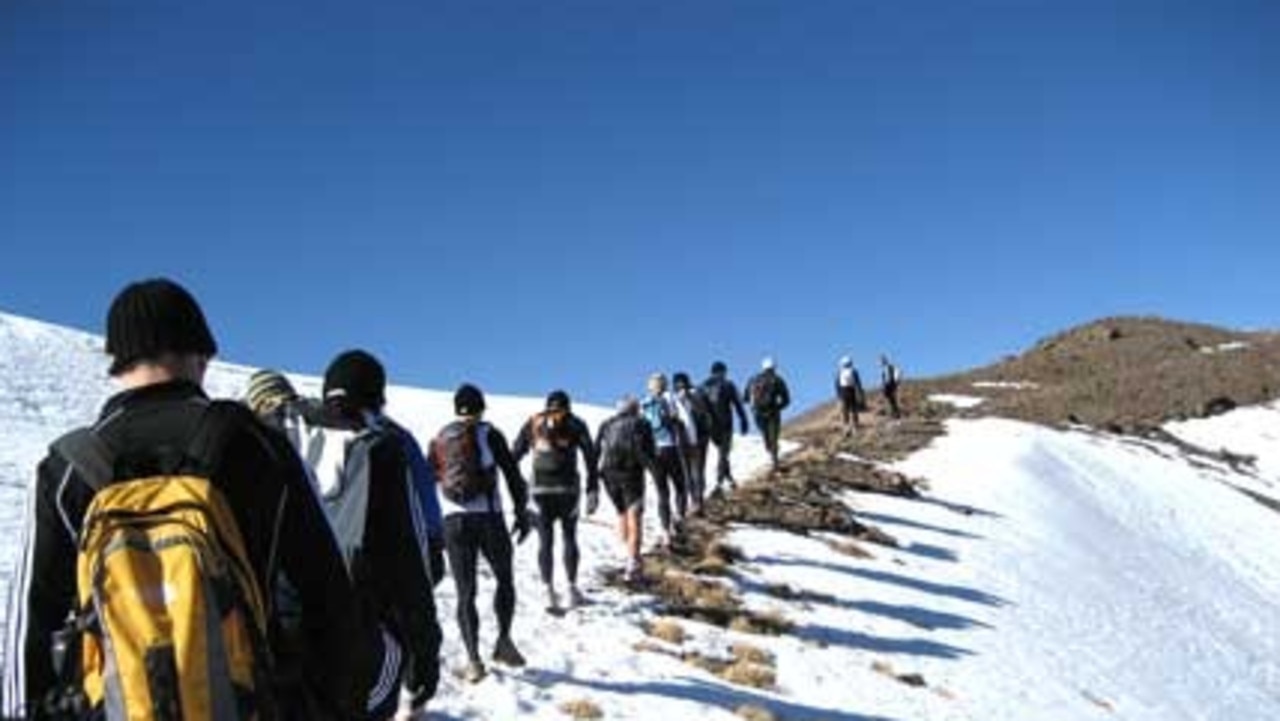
xmin=429 ymin=383 xmax=532 ymax=683
xmin=595 ymin=395 xmax=661 ymax=582
xmin=244 ymin=368 xmax=329 ymax=456
xmin=744 ymin=357 xmax=791 ymax=469
xmin=1 ymin=278 xmax=368 ymax=720
xmin=511 ymin=390 xmax=600 ymax=612
xmin=640 ymin=373 xmax=689 ymax=547
xmin=700 ymin=361 xmax=749 ymax=492
xmin=671 ymin=372 xmax=713 ymax=515
xmin=881 ymin=354 xmax=903 ymax=419
xmin=307 ymin=350 xmax=443 ymax=720
xmin=835 ymin=356 xmax=867 ymax=432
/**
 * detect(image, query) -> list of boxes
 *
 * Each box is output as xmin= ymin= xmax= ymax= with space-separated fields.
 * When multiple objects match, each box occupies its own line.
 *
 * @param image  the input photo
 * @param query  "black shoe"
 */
xmin=492 ymin=636 xmax=526 ymax=667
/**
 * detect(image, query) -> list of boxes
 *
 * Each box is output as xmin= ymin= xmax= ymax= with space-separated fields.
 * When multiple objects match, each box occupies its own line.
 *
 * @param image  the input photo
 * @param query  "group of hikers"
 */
xmin=4 ymin=278 xmax=909 ymax=721
xmin=834 ymin=353 xmax=903 ymax=433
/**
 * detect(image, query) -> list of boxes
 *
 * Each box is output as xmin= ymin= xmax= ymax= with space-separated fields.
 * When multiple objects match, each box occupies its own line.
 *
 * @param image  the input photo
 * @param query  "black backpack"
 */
xmin=530 ymin=409 xmax=577 ymax=478
xmin=599 ymin=415 xmax=641 ymax=472
xmin=749 ymin=373 xmax=781 ymax=413
xmin=431 ymin=420 xmax=496 ymax=503
xmin=701 ymin=378 xmax=732 ymax=433
xmin=684 ymin=389 xmax=714 ymax=443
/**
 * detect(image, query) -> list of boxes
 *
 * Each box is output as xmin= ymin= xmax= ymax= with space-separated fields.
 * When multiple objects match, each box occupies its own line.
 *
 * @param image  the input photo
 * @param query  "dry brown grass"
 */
xmin=559 ymin=698 xmax=604 ymax=719
xmin=729 ymin=642 xmax=775 ymax=666
xmin=719 ymin=660 xmax=777 ymax=689
xmin=825 ymin=539 xmax=874 ymax=559
xmin=728 ymin=609 xmax=793 ymax=636
xmin=735 ymin=705 xmax=779 ymax=721
xmin=793 ymin=317 xmax=1280 ymax=435
xmin=643 ymin=617 xmax=687 ymax=645
xmin=691 ymin=557 xmax=731 ymax=577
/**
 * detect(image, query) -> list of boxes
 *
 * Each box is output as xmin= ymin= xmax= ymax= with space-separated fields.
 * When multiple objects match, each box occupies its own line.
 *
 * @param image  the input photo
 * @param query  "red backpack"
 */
xmin=432 ymin=420 xmax=495 ymax=503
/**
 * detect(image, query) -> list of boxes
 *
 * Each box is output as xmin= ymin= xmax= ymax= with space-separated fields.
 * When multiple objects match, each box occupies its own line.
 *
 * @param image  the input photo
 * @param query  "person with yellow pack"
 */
xmin=1 ymin=278 xmax=369 ymax=721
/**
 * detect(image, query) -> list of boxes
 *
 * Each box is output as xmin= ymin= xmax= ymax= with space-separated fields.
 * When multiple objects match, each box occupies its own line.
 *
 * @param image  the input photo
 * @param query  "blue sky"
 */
xmin=3 ymin=0 xmax=1278 ymax=413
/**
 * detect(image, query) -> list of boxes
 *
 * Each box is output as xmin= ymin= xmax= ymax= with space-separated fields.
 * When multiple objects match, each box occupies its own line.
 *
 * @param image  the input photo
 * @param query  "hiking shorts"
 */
xmin=602 ymin=469 xmax=645 ymax=513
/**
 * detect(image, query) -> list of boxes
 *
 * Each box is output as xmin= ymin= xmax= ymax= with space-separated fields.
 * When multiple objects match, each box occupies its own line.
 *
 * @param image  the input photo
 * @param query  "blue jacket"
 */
xmin=386 ymin=418 xmax=445 ymax=543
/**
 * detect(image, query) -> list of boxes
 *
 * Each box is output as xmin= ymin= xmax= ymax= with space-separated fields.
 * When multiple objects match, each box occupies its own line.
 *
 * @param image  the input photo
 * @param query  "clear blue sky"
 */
xmin=3 ymin=0 xmax=1278 ymax=413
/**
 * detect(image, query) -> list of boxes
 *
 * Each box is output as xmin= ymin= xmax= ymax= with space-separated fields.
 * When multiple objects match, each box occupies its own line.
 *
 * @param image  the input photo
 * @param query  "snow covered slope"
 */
xmin=3 ymin=310 xmax=1279 ymax=720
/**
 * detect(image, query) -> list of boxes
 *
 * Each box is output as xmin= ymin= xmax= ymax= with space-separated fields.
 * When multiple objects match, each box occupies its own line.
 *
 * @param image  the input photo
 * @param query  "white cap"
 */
xmin=839 ymin=355 xmax=852 ymax=367
xmin=761 ymin=356 xmax=775 ymax=371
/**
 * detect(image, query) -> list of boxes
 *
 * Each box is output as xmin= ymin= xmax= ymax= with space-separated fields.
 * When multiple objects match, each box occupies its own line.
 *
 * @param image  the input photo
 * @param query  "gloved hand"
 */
xmin=511 ymin=508 xmax=532 ymax=544
xmin=585 ymin=489 xmax=600 ymax=516
xmin=427 ymin=538 xmax=446 ymax=588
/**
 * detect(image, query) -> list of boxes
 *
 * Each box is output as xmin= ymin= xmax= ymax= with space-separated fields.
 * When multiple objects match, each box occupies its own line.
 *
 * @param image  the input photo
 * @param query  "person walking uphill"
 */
xmin=511 ymin=390 xmax=599 ymax=613
xmin=429 ymin=384 xmax=532 ymax=684
xmin=745 ymin=357 xmax=791 ymax=470
xmin=700 ymin=361 xmax=749 ymax=492
xmin=640 ymin=373 xmax=689 ymax=548
xmin=835 ymin=356 xmax=866 ymax=433
xmin=671 ymin=372 xmax=713 ymax=515
xmin=596 ymin=396 xmax=661 ymax=583
xmin=880 ymin=354 xmax=903 ymax=419
xmin=309 ymin=350 xmax=443 ymax=720
xmin=1 ymin=278 xmax=368 ymax=721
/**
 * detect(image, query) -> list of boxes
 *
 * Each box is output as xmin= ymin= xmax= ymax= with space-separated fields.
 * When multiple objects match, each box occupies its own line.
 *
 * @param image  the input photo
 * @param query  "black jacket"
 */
xmin=510 ymin=412 xmax=599 ymax=497
xmin=744 ymin=371 xmax=791 ymax=416
xmin=595 ymin=412 xmax=661 ymax=480
xmin=700 ymin=375 xmax=748 ymax=437
xmin=0 ymin=381 xmax=368 ymax=720
xmin=308 ymin=412 xmax=441 ymax=705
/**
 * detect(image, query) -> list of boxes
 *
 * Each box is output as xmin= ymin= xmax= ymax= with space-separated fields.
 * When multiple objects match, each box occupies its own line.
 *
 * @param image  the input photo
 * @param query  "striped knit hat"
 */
xmin=245 ymin=369 xmax=298 ymax=416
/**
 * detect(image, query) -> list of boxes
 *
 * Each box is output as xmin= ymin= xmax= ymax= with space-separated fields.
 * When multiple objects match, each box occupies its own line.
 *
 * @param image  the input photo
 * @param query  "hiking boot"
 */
xmin=567 ymin=585 xmax=586 ymax=608
xmin=462 ymin=660 xmax=487 ymax=684
xmin=492 ymin=636 xmax=526 ymax=667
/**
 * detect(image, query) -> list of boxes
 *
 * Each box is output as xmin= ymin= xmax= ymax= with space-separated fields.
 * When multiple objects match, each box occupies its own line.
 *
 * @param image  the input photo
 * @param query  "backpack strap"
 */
xmin=181 ymin=400 xmax=241 ymax=477
xmin=52 ymin=429 xmax=116 ymax=493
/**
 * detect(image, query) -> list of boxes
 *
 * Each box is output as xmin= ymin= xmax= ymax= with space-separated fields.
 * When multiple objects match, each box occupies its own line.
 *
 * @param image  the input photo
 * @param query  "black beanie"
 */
xmin=546 ymin=389 xmax=570 ymax=411
xmin=672 ymin=372 xmax=692 ymax=390
xmin=454 ymin=383 xmax=486 ymax=416
xmin=105 ymin=278 xmax=218 ymax=376
xmin=323 ymin=350 xmax=386 ymax=410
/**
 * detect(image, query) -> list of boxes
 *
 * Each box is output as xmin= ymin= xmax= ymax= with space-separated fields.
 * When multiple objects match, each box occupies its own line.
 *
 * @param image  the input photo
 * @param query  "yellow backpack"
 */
xmin=52 ymin=402 xmax=275 ymax=721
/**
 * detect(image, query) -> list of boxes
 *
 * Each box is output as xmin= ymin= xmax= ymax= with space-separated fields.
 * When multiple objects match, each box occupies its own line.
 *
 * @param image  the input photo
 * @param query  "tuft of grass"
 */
xmin=719 ymin=660 xmax=777 ymax=690
xmin=691 ymin=557 xmax=731 ymax=577
xmin=559 ymin=698 xmax=604 ymax=719
xmin=729 ymin=609 xmax=794 ymax=636
xmin=729 ymin=642 xmax=775 ymax=666
xmin=706 ymin=540 xmax=745 ymax=564
xmin=644 ymin=617 xmax=687 ymax=645
xmin=856 ymin=526 xmax=899 ymax=548
xmin=826 ymin=539 xmax=874 ymax=559
xmin=680 ymin=651 xmax=728 ymax=675
xmin=735 ymin=704 xmax=779 ymax=721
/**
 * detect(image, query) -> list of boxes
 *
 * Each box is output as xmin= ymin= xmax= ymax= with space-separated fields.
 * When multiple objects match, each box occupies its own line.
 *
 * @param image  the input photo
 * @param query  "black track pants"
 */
xmin=444 ymin=513 xmax=516 ymax=664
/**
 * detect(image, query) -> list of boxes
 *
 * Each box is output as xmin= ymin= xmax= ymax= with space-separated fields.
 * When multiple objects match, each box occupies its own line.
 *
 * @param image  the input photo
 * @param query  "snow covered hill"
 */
xmin=2 ymin=310 xmax=1279 ymax=720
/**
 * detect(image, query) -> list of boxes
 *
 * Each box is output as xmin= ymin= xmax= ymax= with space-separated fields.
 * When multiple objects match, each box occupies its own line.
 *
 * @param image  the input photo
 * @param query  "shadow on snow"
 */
xmin=525 ymin=669 xmax=905 ymax=721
